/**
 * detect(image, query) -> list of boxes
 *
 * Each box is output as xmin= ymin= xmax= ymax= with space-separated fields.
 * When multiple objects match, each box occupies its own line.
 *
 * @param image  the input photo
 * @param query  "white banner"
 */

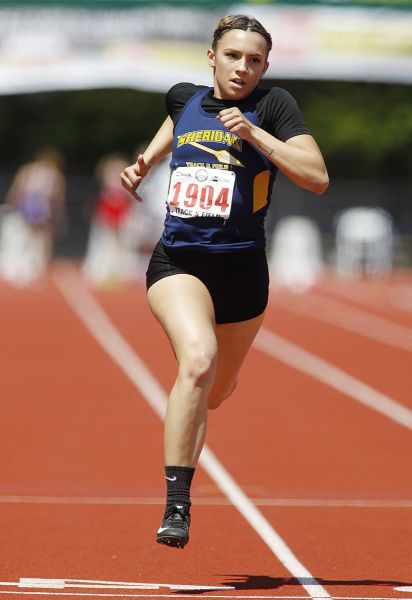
xmin=0 ymin=4 xmax=411 ymax=95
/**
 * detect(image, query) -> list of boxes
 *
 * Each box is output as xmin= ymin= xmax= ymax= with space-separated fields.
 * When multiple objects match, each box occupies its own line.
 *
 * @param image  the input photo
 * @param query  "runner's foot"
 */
xmin=156 ymin=504 xmax=190 ymax=549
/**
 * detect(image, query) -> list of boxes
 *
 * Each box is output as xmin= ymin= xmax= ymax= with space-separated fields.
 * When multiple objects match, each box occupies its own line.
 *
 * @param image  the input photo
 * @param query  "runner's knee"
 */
xmin=178 ymin=341 xmax=217 ymax=393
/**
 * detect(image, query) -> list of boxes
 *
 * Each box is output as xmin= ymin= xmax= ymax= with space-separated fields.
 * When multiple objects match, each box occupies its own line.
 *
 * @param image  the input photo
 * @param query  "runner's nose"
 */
xmin=236 ymin=58 xmax=248 ymax=74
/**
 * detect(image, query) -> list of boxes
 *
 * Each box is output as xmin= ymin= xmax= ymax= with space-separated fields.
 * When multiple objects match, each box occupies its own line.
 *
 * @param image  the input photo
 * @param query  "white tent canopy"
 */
xmin=0 ymin=3 xmax=411 ymax=95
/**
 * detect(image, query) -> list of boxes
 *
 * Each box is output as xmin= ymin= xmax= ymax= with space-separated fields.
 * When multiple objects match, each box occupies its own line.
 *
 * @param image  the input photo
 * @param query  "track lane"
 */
xmin=257 ymin=506 xmax=412 ymax=598
xmin=1 ymin=277 xmax=163 ymax=496
xmin=2 ymin=503 xmax=307 ymax=595
xmin=2 ymin=264 xmax=411 ymax=599
xmin=314 ymin=273 xmax=412 ymax=327
xmin=269 ymin=289 xmax=412 ymax=353
xmin=88 ymin=269 xmax=412 ymax=598
xmin=91 ymin=275 xmax=412 ymax=501
xmin=0 ymin=268 xmax=320 ymax=597
xmin=53 ymin=265 xmax=330 ymax=598
xmin=266 ymin=296 xmax=412 ymax=411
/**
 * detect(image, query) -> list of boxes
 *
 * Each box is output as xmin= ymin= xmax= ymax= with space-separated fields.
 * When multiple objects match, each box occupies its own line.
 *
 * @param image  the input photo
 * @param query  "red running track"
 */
xmin=0 ymin=262 xmax=411 ymax=600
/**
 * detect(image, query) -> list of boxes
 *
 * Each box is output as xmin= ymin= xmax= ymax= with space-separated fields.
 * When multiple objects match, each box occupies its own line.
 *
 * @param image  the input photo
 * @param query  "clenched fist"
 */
xmin=120 ymin=154 xmax=151 ymax=202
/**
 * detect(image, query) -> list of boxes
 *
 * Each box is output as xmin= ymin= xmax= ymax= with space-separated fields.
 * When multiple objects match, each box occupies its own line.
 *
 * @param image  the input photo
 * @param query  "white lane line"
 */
xmin=270 ymin=292 xmax=412 ymax=352
xmin=15 ymin=578 xmax=233 ymax=591
xmin=318 ymin=278 xmax=412 ymax=314
xmin=254 ymin=327 xmax=412 ymax=432
xmin=53 ymin=266 xmax=330 ymax=600
xmin=2 ymin=495 xmax=412 ymax=507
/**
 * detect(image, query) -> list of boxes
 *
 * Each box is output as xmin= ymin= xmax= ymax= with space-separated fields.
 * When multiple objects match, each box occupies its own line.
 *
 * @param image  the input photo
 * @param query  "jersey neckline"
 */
xmin=197 ymin=86 xmax=261 ymax=118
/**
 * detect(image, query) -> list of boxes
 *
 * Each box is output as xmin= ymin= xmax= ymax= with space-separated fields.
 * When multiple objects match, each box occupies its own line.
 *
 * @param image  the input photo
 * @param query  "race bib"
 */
xmin=167 ymin=167 xmax=235 ymax=219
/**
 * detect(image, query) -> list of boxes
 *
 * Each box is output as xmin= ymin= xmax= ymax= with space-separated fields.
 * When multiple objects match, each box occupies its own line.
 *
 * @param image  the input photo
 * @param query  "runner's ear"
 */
xmin=207 ymin=48 xmax=216 ymax=68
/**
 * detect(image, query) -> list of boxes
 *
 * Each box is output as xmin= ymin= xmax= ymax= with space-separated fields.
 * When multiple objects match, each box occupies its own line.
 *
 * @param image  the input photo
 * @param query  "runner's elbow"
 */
xmin=309 ymin=171 xmax=329 ymax=195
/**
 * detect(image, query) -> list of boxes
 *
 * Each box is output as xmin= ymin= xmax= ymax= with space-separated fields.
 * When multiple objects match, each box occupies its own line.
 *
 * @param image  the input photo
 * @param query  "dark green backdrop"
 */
xmin=1 ymin=81 xmax=411 ymax=180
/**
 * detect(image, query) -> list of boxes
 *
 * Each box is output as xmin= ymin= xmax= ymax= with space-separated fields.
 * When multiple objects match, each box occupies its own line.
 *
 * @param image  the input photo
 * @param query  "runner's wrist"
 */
xmin=142 ymin=155 xmax=153 ymax=170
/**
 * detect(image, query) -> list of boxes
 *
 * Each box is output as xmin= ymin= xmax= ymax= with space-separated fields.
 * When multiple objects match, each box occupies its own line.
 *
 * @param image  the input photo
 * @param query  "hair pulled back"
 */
xmin=212 ymin=15 xmax=272 ymax=54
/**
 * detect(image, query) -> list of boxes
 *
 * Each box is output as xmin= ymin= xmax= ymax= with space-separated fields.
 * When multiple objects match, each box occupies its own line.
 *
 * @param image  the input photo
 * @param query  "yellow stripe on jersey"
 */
xmin=253 ymin=170 xmax=270 ymax=213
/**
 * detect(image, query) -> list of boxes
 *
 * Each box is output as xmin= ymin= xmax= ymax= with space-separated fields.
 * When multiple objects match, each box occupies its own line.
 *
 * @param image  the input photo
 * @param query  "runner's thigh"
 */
xmin=147 ymin=273 xmax=217 ymax=363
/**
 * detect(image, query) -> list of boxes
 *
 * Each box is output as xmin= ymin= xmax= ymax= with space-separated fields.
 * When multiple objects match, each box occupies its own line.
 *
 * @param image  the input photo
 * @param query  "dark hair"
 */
xmin=212 ymin=15 xmax=272 ymax=54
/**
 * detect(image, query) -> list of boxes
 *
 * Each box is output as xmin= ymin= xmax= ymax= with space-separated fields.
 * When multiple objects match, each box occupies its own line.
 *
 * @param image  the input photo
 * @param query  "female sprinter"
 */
xmin=121 ymin=14 xmax=329 ymax=549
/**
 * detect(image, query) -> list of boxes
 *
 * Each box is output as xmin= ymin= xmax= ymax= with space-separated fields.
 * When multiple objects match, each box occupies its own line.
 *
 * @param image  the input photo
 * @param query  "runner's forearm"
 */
xmin=142 ymin=116 xmax=174 ymax=168
xmin=246 ymin=126 xmax=329 ymax=195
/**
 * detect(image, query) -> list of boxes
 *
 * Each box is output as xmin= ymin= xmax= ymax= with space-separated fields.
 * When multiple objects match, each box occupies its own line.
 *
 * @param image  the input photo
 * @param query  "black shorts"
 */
xmin=146 ymin=241 xmax=269 ymax=324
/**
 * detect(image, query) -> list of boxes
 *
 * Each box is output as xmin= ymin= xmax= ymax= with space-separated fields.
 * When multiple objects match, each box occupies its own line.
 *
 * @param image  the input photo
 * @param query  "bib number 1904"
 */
xmin=167 ymin=167 xmax=235 ymax=219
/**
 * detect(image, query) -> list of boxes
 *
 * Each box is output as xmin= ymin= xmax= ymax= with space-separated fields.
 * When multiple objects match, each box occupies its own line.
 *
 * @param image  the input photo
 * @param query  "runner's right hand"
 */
xmin=120 ymin=154 xmax=150 ymax=202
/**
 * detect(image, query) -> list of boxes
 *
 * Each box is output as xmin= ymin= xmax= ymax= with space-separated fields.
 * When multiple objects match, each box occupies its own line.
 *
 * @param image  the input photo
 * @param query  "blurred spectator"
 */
xmin=0 ymin=147 xmax=66 ymax=287
xmin=128 ymin=154 xmax=169 ymax=278
xmin=82 ymin=153 xmax=136 ymax=288
xmin=334 ymin=207 xmax=394 ymax=278
xmin=268 ymin=216 xmax=324 ymax=293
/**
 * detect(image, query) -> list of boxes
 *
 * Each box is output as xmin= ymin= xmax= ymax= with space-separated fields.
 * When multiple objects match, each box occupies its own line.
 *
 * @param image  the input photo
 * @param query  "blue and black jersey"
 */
xmin=161 ymin=83 xmax=310 ymax=253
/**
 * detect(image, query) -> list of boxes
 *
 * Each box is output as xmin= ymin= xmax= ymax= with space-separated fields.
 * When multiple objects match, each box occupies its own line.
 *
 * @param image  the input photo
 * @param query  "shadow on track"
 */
xmin=174 ymin=575 xmax=412 ymax=594
xmin=221 ymin=575 xmax=412 ymax=590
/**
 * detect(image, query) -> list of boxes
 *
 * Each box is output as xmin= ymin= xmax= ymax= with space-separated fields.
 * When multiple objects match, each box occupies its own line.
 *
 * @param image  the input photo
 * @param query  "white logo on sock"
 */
xmin=165 ymin=475 xmax=177 ymax=481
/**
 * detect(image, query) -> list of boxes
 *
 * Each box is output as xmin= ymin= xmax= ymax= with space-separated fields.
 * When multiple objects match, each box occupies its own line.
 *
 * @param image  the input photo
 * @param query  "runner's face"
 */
xmin=208 ymin=29 xmax=269 ymax=100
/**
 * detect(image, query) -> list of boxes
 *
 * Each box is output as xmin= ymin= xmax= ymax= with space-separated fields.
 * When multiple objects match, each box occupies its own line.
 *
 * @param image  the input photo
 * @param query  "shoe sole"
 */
xmin=156 ymin=532 xmax=189 ymax=549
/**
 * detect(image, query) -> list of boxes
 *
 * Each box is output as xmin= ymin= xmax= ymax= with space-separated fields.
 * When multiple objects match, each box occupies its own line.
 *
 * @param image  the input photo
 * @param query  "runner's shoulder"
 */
xmin=256 ymin=86 xmax=310 ymax=140
xmin=166 ymin=83 xmax=207 ymax=123
xmin=256 ymin=86 xmax=302 ymax=112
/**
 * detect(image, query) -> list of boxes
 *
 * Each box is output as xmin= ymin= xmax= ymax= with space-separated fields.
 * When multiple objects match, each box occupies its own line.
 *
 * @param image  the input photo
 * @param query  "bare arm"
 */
xmin=217 ymin=108 xmax=329 ymax=195
xmin=121 ymin=116 xmax=174 ymax=199
xmin=249 ymin=130 xmax=329 ymax=195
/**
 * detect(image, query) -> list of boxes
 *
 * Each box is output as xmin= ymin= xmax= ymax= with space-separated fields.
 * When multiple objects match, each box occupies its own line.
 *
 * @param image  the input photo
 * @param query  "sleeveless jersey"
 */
xmin=161 ymin=87 xmax=278 ymax=253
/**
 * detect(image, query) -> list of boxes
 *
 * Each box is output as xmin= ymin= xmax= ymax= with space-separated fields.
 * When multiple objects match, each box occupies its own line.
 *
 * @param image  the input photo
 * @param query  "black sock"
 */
xmin=164 ymin=466 xmax=195 ymax=513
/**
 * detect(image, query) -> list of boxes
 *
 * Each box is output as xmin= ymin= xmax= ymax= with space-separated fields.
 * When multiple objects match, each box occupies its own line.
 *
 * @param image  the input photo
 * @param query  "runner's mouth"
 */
xmin=230 ymin=79 xmax=245 ymax=87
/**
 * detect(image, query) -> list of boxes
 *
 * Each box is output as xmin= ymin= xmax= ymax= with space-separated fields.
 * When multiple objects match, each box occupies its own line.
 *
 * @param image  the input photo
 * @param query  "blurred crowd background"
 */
xmin=0 ymin=0 xmax=411 ymax=290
